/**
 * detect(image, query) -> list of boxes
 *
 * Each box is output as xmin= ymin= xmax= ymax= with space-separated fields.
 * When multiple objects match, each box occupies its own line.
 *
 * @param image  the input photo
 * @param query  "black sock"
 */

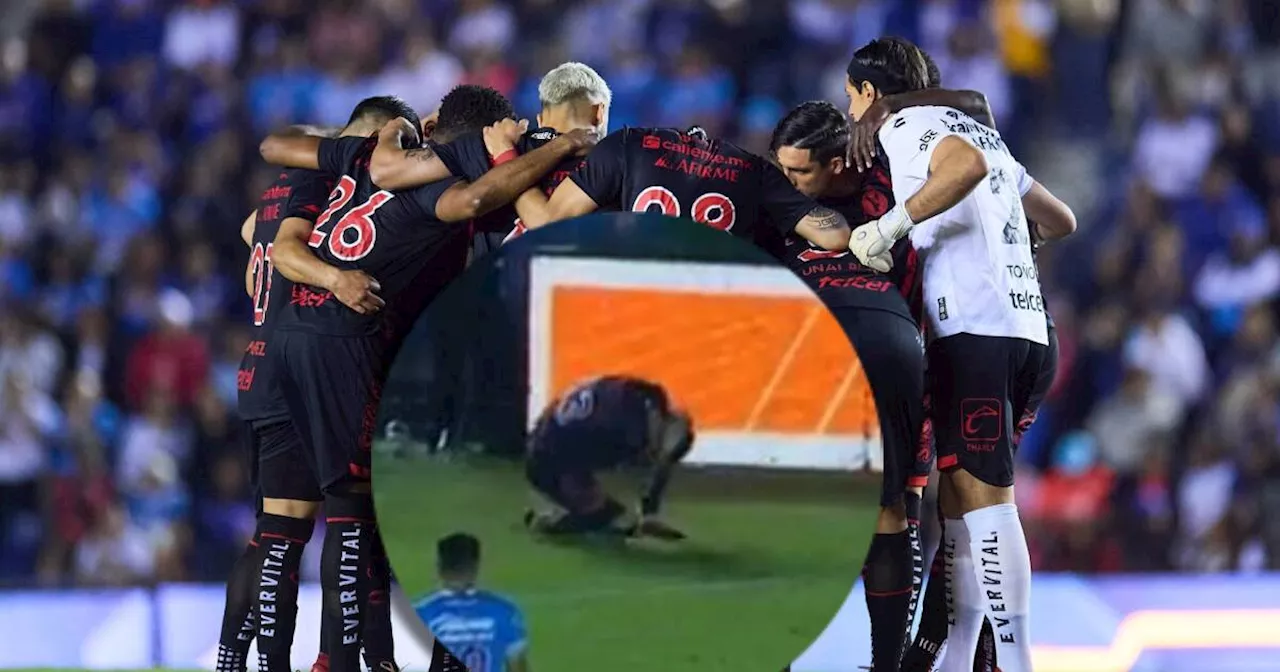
xmin=217 ymin=530 xmax=261 ymax=672
xmin=863 ymin=530 xmax=914 ymax=672
xmin=362 ymin=527 xmax=397 ymax=672
xmin=322 ymin=492 xmax=376 ymax=672
xmin=902 ymin=503 xmax=948 ymax=672
xmin=256 ymin=514 xmax=315 ymax=672
xmin=975 ymin=617 xmax=997 ymax=672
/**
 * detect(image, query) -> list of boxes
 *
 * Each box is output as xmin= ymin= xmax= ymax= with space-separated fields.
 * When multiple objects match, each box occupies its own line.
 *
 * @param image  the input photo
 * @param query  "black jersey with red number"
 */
xmin=276 ymin=135 xmax=470 ymax=339
xmin=528 ymin=375 xmax=670 ymax=470
xmin=763 ymin=162 xmax=921 ymax=322
xmin=434 ymin=127 xmax=584 ymax=256
xmin=237 ymin=168 xmax=333 ymax=421
xmin=568 ymin=126 xmax=818 ymax=241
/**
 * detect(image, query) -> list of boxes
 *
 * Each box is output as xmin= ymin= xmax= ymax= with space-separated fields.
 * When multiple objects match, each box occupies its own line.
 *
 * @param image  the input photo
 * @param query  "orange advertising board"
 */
xmin=546 ymin=286 xmax=878 ymax=437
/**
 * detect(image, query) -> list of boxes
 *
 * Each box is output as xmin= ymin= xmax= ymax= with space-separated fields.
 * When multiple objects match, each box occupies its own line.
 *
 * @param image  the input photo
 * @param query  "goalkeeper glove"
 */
xmin=850 ymin=203 xmax=914 ymax=272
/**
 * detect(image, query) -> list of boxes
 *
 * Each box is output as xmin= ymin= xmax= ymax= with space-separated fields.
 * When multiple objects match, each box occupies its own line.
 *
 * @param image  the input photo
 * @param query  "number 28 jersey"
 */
xmin=275 ymin=135 xmax=470 ymax=338
xmin=237 ymin=168 xmax=332 ymax=421
xmin=568 ymin=126 xmax=819 ymax=241
xmin=878 ymin=107 xmax=1047 ymax=346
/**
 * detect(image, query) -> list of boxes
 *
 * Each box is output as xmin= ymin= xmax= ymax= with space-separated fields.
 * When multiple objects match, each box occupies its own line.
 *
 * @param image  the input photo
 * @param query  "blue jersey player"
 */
xmin=415 ymin=533 xmax=530 ymax=672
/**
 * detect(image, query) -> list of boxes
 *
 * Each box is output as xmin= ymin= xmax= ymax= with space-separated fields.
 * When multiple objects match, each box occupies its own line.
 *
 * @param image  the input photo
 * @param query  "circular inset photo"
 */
xmin=373 ymin=213 xmax=882 ymax=672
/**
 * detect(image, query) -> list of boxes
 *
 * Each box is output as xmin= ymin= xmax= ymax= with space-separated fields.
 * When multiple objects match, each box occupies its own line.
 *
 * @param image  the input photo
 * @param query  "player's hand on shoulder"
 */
xmin=851 ymin=98 xmax=893 ymax=172
xmin=557 ymin=128 xmax=600 ymax=156
xmin=379 ymin=117 xmax=422 ymax=148
xmin=484 ymin=118 xmax=529 ymax=158
xmin=331 ymin=270 xmax=385 ymax=315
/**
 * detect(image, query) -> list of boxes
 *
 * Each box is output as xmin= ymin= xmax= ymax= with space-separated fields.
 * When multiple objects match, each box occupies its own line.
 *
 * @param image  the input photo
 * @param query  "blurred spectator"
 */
xmin=123 ymin=289 xmax=210 ymax=411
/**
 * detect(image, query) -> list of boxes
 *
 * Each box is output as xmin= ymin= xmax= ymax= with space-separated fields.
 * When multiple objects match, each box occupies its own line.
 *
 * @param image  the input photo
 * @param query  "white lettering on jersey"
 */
xmin=879 ymin=106 xmax=1048 ymax=346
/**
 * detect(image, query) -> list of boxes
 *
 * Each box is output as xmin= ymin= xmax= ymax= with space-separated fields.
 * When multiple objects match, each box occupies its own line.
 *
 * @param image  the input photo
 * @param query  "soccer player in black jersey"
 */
xmin=217 ymin=99 xmax=405 ymax=672
xmin=763 ymin=100 xmax=927 ymax=672
xmin=511 ymin=123 xmax=854 ymax=251
xmin=848 ymin=43 xmax=1074 ymax=672
xmin=256 ymin=85 xmax=595 ymax=672
xmin=367 ymin=62 xmax=611 ymax=252
xmin=524 ymin=376 xmax=694 ymax=541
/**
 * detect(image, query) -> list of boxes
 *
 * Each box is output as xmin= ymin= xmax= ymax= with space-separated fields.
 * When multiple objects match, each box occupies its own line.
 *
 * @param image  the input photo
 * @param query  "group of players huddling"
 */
xmin=215 ymin=31 xmax=1075 ymax=672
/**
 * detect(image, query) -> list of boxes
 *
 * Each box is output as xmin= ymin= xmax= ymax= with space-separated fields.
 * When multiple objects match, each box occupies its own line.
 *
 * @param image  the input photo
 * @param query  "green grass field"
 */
xmin=372 ymin=447 xmax=880 ymax=672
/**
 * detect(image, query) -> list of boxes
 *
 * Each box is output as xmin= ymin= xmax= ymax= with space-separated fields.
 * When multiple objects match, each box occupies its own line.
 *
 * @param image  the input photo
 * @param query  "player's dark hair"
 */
xmin=434 ymin=85 xmax=516 ymax=143
xmin=437 ymin=532 xmax=481 ymax=573
xmin=349 ymin=95 xmax=422 ymax=133
xmin=847 ymin=38 xmax=929 ymax=96
xmin=769 ymin=101 xmax=850 ymax=166
xmin=881 ymin=36 xmax=942 ymax=88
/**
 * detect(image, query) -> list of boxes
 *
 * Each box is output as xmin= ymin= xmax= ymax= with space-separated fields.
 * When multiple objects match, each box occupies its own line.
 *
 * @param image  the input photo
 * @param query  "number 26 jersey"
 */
xmin=567 ymin=126 xmax=819 ymax=242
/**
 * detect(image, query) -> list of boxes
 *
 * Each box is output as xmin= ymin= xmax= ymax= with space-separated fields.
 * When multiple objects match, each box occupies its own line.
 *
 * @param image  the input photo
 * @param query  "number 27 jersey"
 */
xmin=567 ymin=126 xmax=818 ymax=241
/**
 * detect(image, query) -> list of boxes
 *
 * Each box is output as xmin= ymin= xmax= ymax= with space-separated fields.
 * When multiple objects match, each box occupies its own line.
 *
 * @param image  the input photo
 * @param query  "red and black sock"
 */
xmin=256 ymin=514 xmax=315 ymax=672
xmin=863 ymin=529 xmax=915 ymax=672
xmin=321 ymin=492 xmax=376 ymax=672
xmin=217 ymin=530 xmax=261 ymax=672
xmin=362 ymin=526 xmax=398 ymax=672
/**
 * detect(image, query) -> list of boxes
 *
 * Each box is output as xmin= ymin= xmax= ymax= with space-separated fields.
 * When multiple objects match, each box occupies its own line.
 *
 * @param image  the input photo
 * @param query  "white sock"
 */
xmin=937 ymin=519 xmax=983 ymax=672
xmin=963 ymin=503 xmax=1034 ymax=672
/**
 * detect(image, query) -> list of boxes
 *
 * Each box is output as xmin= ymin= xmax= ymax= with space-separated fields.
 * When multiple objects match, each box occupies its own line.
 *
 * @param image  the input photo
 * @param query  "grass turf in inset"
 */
xmin=373 ymin=449 xmax=880 ymax=672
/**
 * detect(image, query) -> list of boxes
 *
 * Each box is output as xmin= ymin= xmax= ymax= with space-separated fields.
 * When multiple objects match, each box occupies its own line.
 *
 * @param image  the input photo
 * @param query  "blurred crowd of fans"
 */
xmin=0 ymin=0 xmax=1277 ymax=585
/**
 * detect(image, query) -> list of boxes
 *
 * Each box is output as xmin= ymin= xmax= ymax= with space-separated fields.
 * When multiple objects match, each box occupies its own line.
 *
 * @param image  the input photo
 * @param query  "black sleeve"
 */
xmin=317 ymin=136 xmax=371 ymax=177
xmin=404 ymin=176 xmax=465 ymax=220
xmin=567 ymin=129 xmax=627 ymax=207
xmin=433 ymin=132 xmax=490 ymax=182
xmin=759 ymin=162 xmax=821 ymax=234
xmin=282 ymin=170 xmax=332 ymax=222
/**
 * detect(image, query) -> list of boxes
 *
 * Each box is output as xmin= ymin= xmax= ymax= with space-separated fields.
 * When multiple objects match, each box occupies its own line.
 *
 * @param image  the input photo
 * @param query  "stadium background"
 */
xmin=0 ymin=0 xmax=1279 ymax=668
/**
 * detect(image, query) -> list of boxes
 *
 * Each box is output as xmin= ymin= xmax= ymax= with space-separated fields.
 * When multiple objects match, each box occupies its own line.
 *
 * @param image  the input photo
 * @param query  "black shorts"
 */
xmin=274 ymin=330 xmax=387 ymax=490
xmin=928 ymin=333 xmax=1042 ymax=488
xmin=832 ymin=307 xmax=928 ymax=507
xmin=247 ymin=419 xmax=323 ymax=502
xmin=1015 ymin=324 xmax=1058 ymax=444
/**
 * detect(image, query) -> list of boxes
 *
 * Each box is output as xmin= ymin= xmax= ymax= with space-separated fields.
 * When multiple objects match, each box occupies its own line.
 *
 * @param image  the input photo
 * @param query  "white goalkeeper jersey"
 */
xmin=878 ymin=106 xmax=1048 ymax=346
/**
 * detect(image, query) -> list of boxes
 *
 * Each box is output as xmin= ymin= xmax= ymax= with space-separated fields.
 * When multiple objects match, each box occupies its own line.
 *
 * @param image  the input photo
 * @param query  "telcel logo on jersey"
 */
xmin=1008 ymin=289 xmax=1045 ymax=313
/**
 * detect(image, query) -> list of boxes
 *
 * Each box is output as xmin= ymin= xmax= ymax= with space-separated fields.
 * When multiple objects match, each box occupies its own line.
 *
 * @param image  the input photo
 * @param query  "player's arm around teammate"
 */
xmin=361 ymin=115 xmax=597 ymax=221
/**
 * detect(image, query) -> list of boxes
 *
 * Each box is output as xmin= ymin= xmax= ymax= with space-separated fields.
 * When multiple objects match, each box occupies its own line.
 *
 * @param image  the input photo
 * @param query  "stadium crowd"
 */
xmin=0 ymin=0 xmax=1277 ymax=586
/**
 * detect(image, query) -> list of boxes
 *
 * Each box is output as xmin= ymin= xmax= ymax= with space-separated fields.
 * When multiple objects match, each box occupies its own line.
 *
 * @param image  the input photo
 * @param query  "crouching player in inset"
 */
xmin=523 ymin=375 xmax=694 ymax=540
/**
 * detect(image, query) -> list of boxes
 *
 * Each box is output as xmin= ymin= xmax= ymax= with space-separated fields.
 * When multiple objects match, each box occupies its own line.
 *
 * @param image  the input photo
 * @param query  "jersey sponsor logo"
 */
xmin=815 ymin=275 xmax=894 ymax=292
xmin=430 ymin=615 xmax=499 ymax=635
xmin=653 ymin=156 xmax=743 ymax=183
xmin=261 ymin=184 xmax=292 ymax=202
xmin=1008 ymin=289 xmax=1045 ymax=313
xmin=236 ymin=366 xmax=255 ymax=392
xmin=642 ymin=134 xmax=661 ymax=149
xmin=530 ymin=129 xmax=557 ymax=142
xmin=918 ymin=129 xmax=938 ymax=151
xmin=960 ymin=398 xmax=1002 ymax=445
xmin=290 ymin=284 xmax=333 ymax=308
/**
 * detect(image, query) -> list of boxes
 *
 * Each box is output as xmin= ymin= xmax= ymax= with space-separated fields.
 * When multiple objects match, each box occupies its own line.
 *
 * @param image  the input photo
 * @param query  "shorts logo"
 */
xmin=960 ymin=398 xmax=1002 ymax=443
xmin=642 ymin=135 xmax=661 ymax=150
